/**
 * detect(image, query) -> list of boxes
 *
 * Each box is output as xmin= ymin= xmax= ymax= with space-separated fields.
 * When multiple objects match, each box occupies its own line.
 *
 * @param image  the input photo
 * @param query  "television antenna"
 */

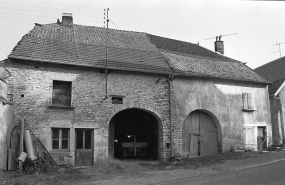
xmin=272 ymin=42 xmax=285 ymax=58
xmin=205 ymin=33 xmax=237 ymax=41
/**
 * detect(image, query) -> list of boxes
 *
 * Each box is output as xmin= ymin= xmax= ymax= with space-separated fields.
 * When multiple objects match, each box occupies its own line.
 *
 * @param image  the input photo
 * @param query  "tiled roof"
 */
xmin=10 ymin=24 xmax=171 ymax=74
xmin=146 ymin=34 xmax=237 ymax=62
xmin=8 ymin=22 xmax=268 ymax=83
xmin=254 ymin=56 xmax=285 ymax=82
xmin=162 ymin=51 xmax=268 ymax=83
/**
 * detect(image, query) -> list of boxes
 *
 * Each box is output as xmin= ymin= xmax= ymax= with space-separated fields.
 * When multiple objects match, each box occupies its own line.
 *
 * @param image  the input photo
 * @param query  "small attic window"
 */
xmin=112 ymin=97 xmax=123 ymax=104
xmin=109 ymin=95 xmax=125 ymax=105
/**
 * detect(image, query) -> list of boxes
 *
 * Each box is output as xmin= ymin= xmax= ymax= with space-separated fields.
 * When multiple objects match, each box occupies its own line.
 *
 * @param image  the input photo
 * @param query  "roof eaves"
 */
xmin=173 ymin=71 xmax=269 ymax=84
xmin=8 ymin=55 xmax=171 ymax=75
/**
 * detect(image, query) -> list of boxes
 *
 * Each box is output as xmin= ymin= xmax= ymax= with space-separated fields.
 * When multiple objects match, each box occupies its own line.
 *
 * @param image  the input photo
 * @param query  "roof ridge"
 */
xmin=40 ymin=22 xmax=146 ymax=35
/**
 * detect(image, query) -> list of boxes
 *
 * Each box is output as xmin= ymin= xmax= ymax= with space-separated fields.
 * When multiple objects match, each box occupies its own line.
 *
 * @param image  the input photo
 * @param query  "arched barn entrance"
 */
xmin=182 ymin=110 xmax=221 ymax=157
xmin=109 ymin=108 xmax=159 ymax=160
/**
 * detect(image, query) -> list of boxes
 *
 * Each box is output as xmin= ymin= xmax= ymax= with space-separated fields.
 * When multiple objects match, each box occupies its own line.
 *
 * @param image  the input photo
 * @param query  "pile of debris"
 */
xmin=9 ymin=116 xmax=57 ymax=174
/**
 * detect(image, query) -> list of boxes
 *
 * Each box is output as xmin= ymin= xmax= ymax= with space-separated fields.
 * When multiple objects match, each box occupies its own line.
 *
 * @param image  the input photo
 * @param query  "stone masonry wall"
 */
xmin=4 ymin=60 xmax=171 ymax=165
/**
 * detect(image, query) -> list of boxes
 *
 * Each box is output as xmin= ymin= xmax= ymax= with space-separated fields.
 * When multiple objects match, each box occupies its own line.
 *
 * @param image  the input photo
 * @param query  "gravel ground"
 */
xmin=1 ymin=150 xmax=285 ymax=185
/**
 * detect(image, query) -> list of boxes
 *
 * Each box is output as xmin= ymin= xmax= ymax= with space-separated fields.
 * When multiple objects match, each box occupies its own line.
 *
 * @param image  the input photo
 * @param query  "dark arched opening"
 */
xmin=109 ymin=108 xmax=159 ymax=160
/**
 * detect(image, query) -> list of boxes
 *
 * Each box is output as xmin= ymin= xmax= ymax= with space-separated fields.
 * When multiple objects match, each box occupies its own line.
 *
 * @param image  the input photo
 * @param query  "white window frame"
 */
xmin=52 ymin=128 xmax=70 ymax=150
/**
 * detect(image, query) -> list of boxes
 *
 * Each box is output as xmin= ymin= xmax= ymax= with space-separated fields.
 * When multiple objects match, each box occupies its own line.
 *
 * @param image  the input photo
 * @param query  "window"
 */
xmin=76 ymin=130 xmax=92 ymax=149
xmin=242 ymin=92 xmax=255 ymax=111
xmin=52 ymin=80 xmax=72 ymax=106
xmin=112 ymin=97 xmax=123 ymax=104
xmin=109 ymin=95 xmax=125 ymax=104
xmin=52 ymin=128 xmax=69 ymax=150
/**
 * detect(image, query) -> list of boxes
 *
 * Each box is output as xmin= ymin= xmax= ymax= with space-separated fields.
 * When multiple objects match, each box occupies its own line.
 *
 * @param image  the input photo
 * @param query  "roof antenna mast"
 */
xmin=104 ymin=8 xmax=109 ymax=100
xmin=273 ymin=42 xmax=285 ymax=58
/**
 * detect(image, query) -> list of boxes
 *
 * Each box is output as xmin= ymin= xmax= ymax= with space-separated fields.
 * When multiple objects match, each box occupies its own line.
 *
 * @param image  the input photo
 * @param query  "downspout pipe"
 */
xmin=270 ymin=95 xmax=284 ymax=145
xmin=168 ymin=74 xmax=174 ymax=159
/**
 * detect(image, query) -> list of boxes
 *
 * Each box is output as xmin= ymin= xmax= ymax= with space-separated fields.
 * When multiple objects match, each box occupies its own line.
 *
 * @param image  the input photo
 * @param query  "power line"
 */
xmin=0 ymin=15 xmax=54 ymax=22
xmin=0 ymin=6 xmax=102 ymax=18
xmin=0 ymin=11 xmax=102 ymax=22
xmin=0 ymin=15 xmax=102 ymax=25
xmin=3 ymin=0 xmax=104 ymax=11
xmin=1 ymin=1 xmax=102 ymax=14
xmin=109 ymin=19 xmax=119 ymax=29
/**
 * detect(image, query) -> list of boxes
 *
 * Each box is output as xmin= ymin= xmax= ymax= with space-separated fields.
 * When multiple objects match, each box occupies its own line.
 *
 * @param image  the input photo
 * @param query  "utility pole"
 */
xmin=104 ymin=8 xmax=109 ymax=99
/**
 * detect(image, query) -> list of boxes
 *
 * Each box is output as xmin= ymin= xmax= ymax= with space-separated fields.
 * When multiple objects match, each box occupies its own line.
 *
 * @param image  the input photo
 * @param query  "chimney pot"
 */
xmin=214 ymin=39 xmax=224 ymax=55
xmin=62 ymin=13 xmax=73 ymax=27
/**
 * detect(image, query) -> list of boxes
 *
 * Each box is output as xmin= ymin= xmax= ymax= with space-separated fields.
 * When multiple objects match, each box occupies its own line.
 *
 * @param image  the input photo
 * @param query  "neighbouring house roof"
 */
xmin=8 ymin=22 xmax=268 ymax=83
xmin=255 ymin=56 xmax=285 ymax=82
xmin=269 ymin=78 xmax=285 ymax=96
xmin=254 ymin=57 xmax=285 ymax=95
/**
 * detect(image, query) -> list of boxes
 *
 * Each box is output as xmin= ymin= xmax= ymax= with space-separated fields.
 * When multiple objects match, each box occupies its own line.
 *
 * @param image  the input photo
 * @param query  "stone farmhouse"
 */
xmin=255 ymin=56 xmax=285 ymax=146
xmin=1 ymin=14 xmax=271 ymax=166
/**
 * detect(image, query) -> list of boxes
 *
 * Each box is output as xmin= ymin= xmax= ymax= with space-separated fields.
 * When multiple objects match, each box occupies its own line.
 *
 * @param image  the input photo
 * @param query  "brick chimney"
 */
xmin=214 ymin=36 xmax=224 ymax=55
xmin=62 ymin=13 xmax=73 ymax=27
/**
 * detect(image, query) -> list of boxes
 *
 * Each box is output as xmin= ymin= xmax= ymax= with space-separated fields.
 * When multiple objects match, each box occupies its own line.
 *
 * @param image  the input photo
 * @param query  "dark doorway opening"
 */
xmin=109 ymin=109 xmax=159 ymax=160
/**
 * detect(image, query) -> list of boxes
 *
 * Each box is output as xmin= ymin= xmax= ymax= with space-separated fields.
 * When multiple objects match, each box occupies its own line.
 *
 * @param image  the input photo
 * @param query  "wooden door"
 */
xmin=199 ymin=112 xmax=218 ymax=156
xmin=183 ymin=111 xmax=218 ymax=157
xmin=182 ymin=111 xmax=200 ymax=156
xmin=244 ymin=126 xmax=256 ymax=150
xmin=75 ymin=129 xmax=94 ymax=166
xmin=189 ymin=134 xmax=200 ymax=156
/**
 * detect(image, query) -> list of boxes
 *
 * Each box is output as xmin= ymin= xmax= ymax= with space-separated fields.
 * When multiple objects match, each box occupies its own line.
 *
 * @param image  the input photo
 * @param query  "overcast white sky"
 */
xmin=1 ymin=0 xmax=285 ymax=69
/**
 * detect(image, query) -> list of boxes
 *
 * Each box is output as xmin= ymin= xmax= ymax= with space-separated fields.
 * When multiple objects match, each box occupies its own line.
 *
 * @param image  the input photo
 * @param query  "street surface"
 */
xmin=160 ymin=159 xmax=285 ymax=185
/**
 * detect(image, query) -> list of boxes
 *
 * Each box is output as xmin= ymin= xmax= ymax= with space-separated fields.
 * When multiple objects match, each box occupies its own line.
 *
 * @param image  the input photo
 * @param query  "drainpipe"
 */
xmin=168 ymin=74 xmax=174 ymax=158
xmin=271 ymin=95 xmax=284 ymax=145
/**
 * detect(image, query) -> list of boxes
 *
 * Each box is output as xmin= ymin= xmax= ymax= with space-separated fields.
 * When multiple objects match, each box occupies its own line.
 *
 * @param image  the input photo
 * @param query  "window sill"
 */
xmin=242 ymin=108 xmax=256 ymax=112
xmin=50 ymin=149 xmax=70 ymax=153
xmin=48 ymin=105 xmax=74 ymax=110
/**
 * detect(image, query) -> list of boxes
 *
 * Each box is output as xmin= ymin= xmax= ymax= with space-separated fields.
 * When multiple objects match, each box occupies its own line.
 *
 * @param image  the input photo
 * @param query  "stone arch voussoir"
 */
xmin=108 ymin=103 xmax=163 ymax=124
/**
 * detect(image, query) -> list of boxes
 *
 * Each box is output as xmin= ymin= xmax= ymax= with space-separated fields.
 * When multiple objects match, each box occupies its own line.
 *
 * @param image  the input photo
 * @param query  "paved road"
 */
xmin=158 ymin=159 xmax=285 ymax=185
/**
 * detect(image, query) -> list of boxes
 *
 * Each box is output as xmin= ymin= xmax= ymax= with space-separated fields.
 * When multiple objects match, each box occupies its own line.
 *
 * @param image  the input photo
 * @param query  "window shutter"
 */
xmin=242 ymin=93 xmax=248 ymax=109
xmin=49 ymin=80 xmax=53 ymax=105
xmin=71 ymin=80 xmax=75 ymax=106
xmin=248 ymin=93 xmax=253 ymax=110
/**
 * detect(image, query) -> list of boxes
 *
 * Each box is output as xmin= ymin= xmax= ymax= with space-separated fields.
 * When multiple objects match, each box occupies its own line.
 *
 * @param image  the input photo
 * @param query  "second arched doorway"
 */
xmin=182 ymin=110 xmax=221 ymax=157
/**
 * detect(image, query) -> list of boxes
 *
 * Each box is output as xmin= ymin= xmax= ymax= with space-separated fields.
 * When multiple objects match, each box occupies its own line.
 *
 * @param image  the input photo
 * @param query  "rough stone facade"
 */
xmin=4 ymin=59 xmax=171 ymax=165
xmin=3 ymin=59 xmax=272 ymax=165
